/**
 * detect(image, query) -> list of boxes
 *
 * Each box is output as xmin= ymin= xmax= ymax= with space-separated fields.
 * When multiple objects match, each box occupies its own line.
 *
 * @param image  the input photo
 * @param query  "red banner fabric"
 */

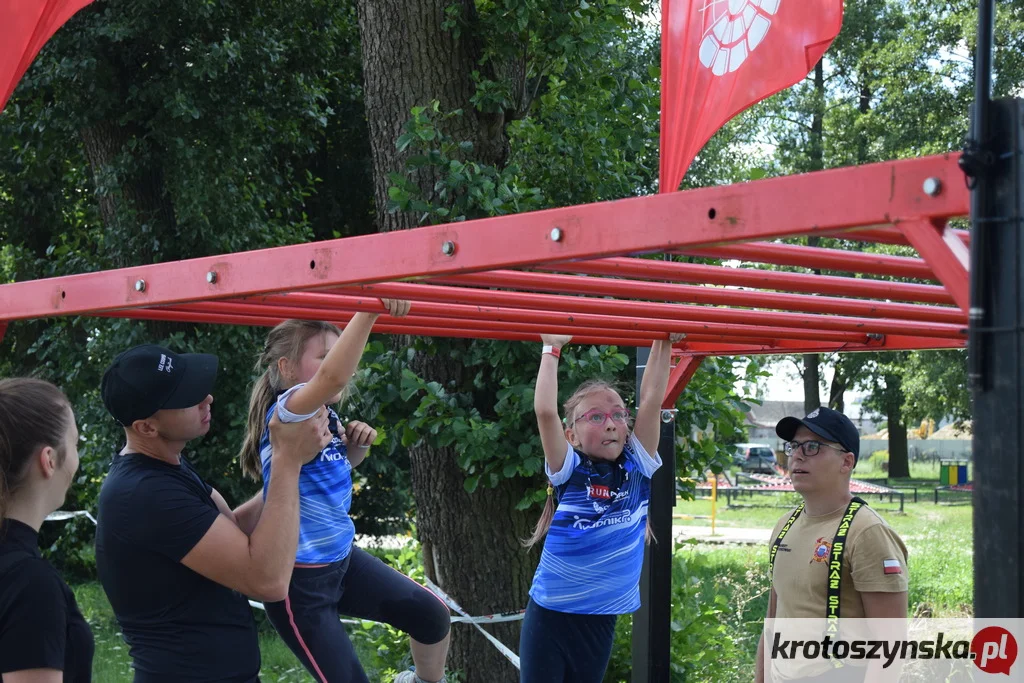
xmin=659 ymin=0 xmax=844 ymax=193
xmin=1 ymin=0 xmax=95 ymax=113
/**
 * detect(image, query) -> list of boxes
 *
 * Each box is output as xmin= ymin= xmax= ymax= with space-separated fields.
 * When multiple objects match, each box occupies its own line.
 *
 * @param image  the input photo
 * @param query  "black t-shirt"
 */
xmin=0 ymin=518 xmax=94 ymax=680
xmin=95 ymin=453 xmax=260 ymax=682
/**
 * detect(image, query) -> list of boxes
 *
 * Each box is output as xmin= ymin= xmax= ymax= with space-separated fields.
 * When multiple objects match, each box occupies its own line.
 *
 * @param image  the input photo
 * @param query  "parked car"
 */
xmin=732 ymin=443 xmax=778 ymax=474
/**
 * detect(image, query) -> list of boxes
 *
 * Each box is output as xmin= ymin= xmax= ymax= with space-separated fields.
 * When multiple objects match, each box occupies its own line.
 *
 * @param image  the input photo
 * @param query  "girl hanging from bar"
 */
xmin=518 ymin=332 xmax=682 ymax=683
xmin=236 ymin=300 xmax=452 ymax=683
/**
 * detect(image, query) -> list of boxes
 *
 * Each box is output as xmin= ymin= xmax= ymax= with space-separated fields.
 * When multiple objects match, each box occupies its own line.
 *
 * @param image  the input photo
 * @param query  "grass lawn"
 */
xmin=673 ymin=492 xmax=974 ymax=617
xmin=73 ymin=581 xmax=410 ymax=682
xmin=74 ymin=470 xmax=974 ymax=681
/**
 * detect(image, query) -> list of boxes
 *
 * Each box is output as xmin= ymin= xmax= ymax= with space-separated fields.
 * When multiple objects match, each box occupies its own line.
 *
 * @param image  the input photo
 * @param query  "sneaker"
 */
xmin=393 ymin=671 xmax=447 ymax=683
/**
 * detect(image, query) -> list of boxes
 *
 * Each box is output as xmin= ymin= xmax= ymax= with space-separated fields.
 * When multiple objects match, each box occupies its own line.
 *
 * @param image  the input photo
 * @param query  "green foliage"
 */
xmin=900 ymin=350 xmax=970 ymax=426
xmin=605 ymin=544 xmax=766 ymax=682
xmin=0 ymin=0 xmax=391 ymax=573
xmin=387 ymin=100 xmax=544 ymax=223
xmin=353 ymin=338 xmax=632 ymax=506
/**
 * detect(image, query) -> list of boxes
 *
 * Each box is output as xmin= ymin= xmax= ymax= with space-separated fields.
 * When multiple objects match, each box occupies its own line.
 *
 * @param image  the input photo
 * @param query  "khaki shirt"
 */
xmin=768 ymin=502 xmax=909 ymax=680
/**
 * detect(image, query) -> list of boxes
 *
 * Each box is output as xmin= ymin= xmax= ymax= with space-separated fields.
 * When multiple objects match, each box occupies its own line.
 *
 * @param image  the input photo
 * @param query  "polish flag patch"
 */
xmin=883 ymin=559 xmax=902 ymax=575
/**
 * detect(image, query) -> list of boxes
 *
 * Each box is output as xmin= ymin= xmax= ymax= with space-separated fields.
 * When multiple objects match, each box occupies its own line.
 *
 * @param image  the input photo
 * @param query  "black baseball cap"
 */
xmin=776 ymin=407 xmax=860 ymax=463
xmin=101 ymin=344 xmax=218 ymax=427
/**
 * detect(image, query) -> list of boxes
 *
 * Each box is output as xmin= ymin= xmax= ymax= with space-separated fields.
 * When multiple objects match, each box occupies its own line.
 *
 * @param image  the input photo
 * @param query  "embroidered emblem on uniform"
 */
xmin=811 ymin=537 xmax=832 ymax=563
xmin=882 ymin=559 xmax=902 ymax=575
xmin=807 ymin=408 xmax=820 ymax=419
xmin=587 ymin=482 xmax=611 ymax=500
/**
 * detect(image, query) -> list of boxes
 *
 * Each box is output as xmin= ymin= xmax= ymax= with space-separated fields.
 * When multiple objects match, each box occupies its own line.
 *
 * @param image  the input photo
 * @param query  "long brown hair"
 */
xmin=238 ymin=320 xmax=344 ymax=480
xmin=523 ymin=379 xmax=658 ymax=548
xmin=0 ymin=378 xmax=72 ymax=521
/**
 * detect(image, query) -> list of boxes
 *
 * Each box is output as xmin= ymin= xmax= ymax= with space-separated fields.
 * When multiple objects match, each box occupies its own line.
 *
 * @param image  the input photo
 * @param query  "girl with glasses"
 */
xmin=518 ymin=333 xmax=681 ymax=683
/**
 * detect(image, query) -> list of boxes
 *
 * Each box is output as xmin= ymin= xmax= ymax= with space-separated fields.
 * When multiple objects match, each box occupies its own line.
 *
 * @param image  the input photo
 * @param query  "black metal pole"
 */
xmin=631 ymin=346 xmax=675 ymax=683
xmin=967 ymin=0 xmax=996 ymax=391
xmin=972 ymin=96 xmax=1024 ymax=617
xmin=965 ymin=0 xmax=1024 ymax=618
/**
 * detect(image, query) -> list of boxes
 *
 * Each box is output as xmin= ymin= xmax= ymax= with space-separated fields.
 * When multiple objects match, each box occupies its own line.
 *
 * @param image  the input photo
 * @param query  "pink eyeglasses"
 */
xmin=574 ymin=408 xmax=631 ymax=426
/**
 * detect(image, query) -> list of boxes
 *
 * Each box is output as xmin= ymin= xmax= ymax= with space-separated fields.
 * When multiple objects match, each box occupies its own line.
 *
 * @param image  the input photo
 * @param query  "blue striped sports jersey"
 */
xmin=260 ymin=384 xmax=355 ymax=564
xmin=528 ymin=434 xmax=661 ymax=615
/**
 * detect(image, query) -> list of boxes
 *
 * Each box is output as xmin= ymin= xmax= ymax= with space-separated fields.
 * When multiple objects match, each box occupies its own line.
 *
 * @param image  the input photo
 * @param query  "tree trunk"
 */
xmin=356 ymin=0 xmax=508 ymax=231
xmin=800 ymin=61 xmax=827 ymax=417
xmin=885 ymin=372 xmax=910 ymax=478
xmin=356 ymin=2 xmax=530 ymax=680
xmin=803 ymin=354 xmax=821 ymax=414
xmin=828 ymin=372 xmax=846 ymax=413
xmin=79 ymin=120 xmax=178 ymax=266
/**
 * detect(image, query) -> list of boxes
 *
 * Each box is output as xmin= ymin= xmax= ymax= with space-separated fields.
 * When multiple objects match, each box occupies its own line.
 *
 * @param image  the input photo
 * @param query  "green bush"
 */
xmin=604 ymin=543 xmax=770 ymax=682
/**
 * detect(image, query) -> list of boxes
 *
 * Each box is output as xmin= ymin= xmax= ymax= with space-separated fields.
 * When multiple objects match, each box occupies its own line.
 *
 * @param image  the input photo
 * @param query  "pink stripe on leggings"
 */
xmin=285 ymin=595 xmax=329 ymax=683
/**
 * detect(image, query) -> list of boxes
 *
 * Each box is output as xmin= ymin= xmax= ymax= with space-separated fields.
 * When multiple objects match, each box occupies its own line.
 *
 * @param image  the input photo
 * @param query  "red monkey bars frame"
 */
xmin=0 ymin=152 xmax=970 ymax=406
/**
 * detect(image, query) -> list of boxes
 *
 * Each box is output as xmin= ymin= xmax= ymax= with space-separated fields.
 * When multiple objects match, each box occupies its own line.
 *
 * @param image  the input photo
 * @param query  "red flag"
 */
xmin=659 ymin=0 xmax=844 ymax=193
xmin=1 ymin=0 xmax=96 ymax=114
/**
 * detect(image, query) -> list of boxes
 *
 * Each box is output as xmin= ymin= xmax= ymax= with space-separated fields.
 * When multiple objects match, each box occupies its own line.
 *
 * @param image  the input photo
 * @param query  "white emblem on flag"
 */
xmin=698 ymin=0 xmax=781 ymax=76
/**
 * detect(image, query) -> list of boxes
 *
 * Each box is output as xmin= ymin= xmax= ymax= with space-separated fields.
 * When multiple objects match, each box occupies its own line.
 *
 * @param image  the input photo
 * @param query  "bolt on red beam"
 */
xmin=322 ymin=281 xmax=966 ymax=340
xmin=678 ymin=242 xmax=935 ymax=280
xmin=538 ymin=257 xmax=956 ymax=305
xmin=239 ymin=292 xmax=871 ymax=343
xmin=427 ymin=270 xmax=965 ymax=325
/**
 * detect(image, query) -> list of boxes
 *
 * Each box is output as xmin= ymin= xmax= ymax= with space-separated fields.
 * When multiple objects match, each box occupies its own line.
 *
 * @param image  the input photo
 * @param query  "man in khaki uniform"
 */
xmin=755 ymin=407 xmax=909 ymax=683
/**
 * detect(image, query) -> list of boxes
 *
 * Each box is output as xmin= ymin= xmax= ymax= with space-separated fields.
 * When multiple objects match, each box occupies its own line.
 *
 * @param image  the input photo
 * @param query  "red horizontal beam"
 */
xmin=0 ymin=153 xmax=969 ymax=321
xmin=680 ymin=242 xmax=935 ymax=280
xmin=427 ymin=270 xmax=965 ymax=325
xmin=335 ymin=281 xmax=964 ymax=340
xmin=231 ymin=294 xmax=870 ymax=343
xmin=540 ymin=257 xmax=956 ymax=305
xmin=90 ymin=308 xmax=661 ymax=347
xmin=168 ymin=301 xmax=771 ymax=344
xmin=824 ymin=226 xmax=970 ymax=247
xmin=678 ymin=334 xmax=965 ymax=356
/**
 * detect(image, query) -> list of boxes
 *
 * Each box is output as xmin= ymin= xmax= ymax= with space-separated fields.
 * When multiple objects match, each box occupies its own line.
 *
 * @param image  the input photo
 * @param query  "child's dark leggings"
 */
xmin=518 ymin=598 xmax=618 ymax=683
xmin=264 ymin=547 xmax=451 ymax=683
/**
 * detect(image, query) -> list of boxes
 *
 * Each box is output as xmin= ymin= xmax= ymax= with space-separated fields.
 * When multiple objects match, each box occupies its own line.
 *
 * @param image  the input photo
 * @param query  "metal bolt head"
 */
xmin=134 ymin=279 xmax=146 ymax=292
xmin=550 ymin=227 xmax=563 ymax=242
xmin=923 ymin=177 xmax=942 ymax=197
xmin=441 ymin=241 xmax=456 ymax=256
xmin=206 ymin=271 xmax=218 ymax=284
xmin=660 ymin=409 xmax=676 ymax=424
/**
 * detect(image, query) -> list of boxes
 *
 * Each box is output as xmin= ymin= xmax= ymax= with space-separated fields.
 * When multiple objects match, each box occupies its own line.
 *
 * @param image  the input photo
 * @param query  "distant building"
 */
xmin=744 ymin=399 xmax=883 ymax=449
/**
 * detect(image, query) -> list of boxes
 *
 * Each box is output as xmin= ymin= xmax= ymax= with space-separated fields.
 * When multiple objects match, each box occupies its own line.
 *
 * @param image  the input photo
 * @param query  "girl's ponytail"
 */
xmin=521 ymin=483 xmax=556 ymax=548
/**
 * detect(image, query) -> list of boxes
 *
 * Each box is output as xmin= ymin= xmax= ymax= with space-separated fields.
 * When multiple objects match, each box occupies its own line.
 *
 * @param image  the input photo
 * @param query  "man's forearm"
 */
xmin=247 ymin=458 xmax=302 ymax=593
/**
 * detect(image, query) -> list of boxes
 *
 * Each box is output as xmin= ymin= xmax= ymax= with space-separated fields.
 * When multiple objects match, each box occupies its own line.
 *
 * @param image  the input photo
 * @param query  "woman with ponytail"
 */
xmin=519 ymin=333 xmax=681 ymax=683
xmin=237 ymin=301 xmax=452 ymax=683
xmin=0 ymin=378 xmax=93 ymax=681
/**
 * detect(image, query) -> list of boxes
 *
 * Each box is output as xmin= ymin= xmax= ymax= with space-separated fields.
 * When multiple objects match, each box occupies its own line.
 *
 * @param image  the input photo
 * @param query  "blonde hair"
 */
xmin=238 ymin=320 xmax=344 ymax=481
xmin=523 ymin=379 xmax=654 ymax=548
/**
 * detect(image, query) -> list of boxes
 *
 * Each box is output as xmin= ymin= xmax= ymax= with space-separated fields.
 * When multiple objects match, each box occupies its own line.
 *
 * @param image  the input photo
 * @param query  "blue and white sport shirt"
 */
xmin=260 ymin=383 xmax=355 ymax=564
xmin=528 ymin=433 xmax=662 ymax=615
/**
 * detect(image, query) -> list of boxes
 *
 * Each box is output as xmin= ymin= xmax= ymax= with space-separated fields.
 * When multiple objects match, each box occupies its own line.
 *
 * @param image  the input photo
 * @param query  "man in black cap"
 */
xmin=95 ymin=344 xmax=331 ymax=683
xmin=755 ymin=407 xmax=909 ymax=683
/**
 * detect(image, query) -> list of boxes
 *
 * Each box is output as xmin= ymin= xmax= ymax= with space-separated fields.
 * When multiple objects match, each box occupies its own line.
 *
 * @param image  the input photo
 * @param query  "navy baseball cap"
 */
xmin=776 ymin=407 xmax=860 ymax=463
xmin=101 ymin=344 xmax=218 ymax=427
